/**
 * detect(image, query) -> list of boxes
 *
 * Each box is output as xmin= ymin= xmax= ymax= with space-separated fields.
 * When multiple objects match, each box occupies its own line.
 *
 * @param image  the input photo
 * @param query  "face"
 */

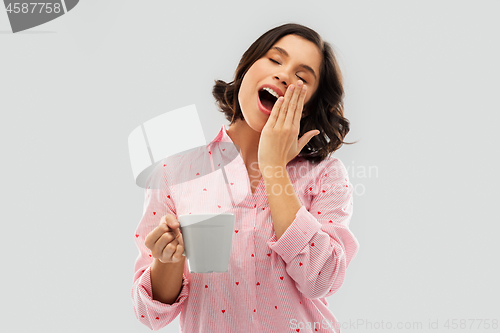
xmin=238 ymin=34 xmax=322 ymax=132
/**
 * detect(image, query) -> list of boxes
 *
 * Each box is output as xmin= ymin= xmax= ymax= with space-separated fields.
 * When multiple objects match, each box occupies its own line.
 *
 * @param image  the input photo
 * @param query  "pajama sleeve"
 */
xmin=267 ymin=157 xmax=359 ymax=299
xmin=131 ymin=160 xmax=190 ymax=330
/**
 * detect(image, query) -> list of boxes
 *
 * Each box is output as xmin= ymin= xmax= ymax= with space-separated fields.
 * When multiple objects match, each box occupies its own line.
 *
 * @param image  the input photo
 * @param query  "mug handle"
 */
xmin=179 ymin=226 xmax=186 ymax=256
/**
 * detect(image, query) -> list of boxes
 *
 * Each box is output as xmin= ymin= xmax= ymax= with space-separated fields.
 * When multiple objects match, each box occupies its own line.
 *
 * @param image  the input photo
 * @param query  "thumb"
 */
xmin=170 ymin=218 xmax=181 ymax=231
xmin=298 ymin=130 xmax=320 ymax=150
xmin=164 ymin=215 xmax=180 ymax=230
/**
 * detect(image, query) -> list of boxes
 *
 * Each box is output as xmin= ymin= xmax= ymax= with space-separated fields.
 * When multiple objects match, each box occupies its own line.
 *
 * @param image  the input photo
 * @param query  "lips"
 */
xmin=258 ymin=93 xmax=273 ymax=115
xmin=257 ymin=84 xmax=284 ymax=115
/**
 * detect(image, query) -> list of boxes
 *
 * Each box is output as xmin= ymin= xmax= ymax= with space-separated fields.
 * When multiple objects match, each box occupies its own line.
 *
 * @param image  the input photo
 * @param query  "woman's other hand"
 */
xmin=144 ymin=214 xmax=185 ymax=264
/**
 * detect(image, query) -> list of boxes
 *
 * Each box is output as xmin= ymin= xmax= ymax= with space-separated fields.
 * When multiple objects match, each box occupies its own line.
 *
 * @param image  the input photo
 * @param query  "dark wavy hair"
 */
xmin=212 ymin=23 xmax=358 ymax=164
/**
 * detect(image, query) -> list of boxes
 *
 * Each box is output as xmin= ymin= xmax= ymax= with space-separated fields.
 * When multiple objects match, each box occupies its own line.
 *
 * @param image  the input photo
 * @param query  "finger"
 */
xmin=164 ymin=214 xmax=180 ymax=230
xmin=167 ymin=226 xmax=184 ymax=254
xmin=278 ymin=84 xmax=295 ymax=127
xmin=166 ymin=215 xmax=184 ymax=241
xmin=286 ymin=80 xmax=303 ymax=124
xmin=145 ymin=214 xmax=177 ymax=249
xmin=162 ymin=214 xmax=182 ymax=238
xmin=144 ymin=221 xmax=171 ymax=251
xmin=165 ymin=215 xmax=184 ymax=258
xmin=175 ymin=232 xmax=186 ymax=257
xmin=171 ymin=243 xmax=185 ymax=262
xmin=281 ymin=84 xmax=295 ymax=113
xmin=151 ymin=231 xmax=176 ymax=259
xmin=160 ymin=238 xmax=179 ymax=262
xmin=267 ymin=95 xmax=284 ymax=128
xmin=174 ymin=226 xmax=184 ymax=247
xmin=285 ymin=80 xmax=302 ymax=128
xmin=293 ymin=84 xmax=307 ymax=127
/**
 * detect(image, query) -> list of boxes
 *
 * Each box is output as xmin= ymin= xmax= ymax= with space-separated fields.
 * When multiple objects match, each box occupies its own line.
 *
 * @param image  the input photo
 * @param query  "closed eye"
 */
xmin=296 ymin=75 xmax=307 ymax=84
xmin=269 ymin=58 xmax=307 ymax=84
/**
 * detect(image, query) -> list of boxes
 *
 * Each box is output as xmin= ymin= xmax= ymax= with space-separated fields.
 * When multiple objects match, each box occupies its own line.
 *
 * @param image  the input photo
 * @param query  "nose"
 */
xmin=274 ymin=75 xmax=289 ymax=91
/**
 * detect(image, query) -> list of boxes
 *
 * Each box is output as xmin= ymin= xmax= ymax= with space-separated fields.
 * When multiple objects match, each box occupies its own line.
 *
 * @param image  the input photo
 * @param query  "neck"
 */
xmin=226 ymin=119 xmax=261 ymax=168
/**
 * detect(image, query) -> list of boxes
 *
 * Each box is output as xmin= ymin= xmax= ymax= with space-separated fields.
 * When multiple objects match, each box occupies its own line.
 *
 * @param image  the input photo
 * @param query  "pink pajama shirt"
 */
xmin=131 ymin=124 xmax=359 ymax=332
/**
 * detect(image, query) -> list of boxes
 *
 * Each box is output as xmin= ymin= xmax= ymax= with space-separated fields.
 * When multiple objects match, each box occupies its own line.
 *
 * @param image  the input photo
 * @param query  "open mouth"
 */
xmin=258 ymin=88 xmax=278 ymax=113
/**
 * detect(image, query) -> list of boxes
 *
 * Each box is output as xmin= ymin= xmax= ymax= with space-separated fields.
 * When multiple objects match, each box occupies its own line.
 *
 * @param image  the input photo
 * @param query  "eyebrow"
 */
xmin=270 ymin=46 xmax=317 ymax=80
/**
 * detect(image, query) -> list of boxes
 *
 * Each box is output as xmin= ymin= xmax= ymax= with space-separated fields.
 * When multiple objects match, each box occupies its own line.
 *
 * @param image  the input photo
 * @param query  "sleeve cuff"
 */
xmin=267 ymin=205 xmax=322 ymax=264
xmin=137 ymin=265 xmax=189 ymax=308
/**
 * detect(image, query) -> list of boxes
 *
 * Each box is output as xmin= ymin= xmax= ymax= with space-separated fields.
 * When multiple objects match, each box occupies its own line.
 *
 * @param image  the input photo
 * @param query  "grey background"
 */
xmin=1 ymin=1 xmax=499 ymax=332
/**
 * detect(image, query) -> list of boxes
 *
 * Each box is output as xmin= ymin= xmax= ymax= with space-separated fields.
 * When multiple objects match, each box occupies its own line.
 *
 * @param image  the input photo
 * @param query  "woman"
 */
xmin=132 ymin=23 xmax=359 ymax=333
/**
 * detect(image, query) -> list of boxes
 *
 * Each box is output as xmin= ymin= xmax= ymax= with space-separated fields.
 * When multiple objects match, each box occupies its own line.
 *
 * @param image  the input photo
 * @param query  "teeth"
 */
xmin=262 ymin=87 xmax=280 ymax=99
